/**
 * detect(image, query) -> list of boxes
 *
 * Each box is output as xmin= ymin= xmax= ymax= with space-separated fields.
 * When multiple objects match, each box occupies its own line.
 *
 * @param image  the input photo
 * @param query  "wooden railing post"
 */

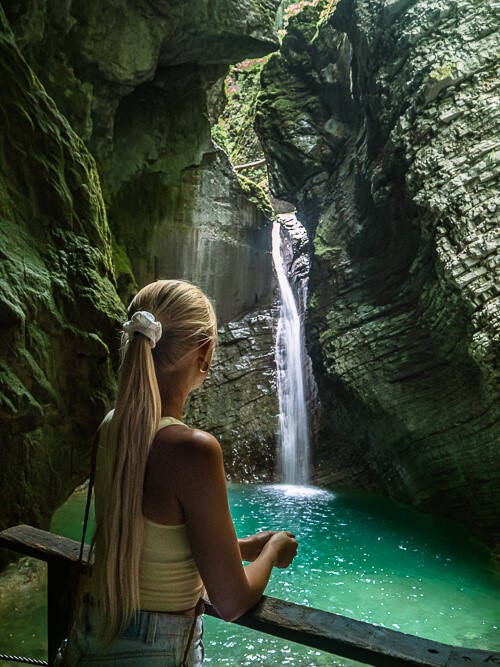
xmin=47 ymin=559 xmax=73 ymax=665
xmin=0 ymin=525 xmax=89 ymax=666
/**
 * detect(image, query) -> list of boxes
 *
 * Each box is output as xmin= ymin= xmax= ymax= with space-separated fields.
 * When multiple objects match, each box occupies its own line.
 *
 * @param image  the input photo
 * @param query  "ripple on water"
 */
xmin=0 ymin=482 xmax=498 ymax=667
xmin=226 ymin=483 xmax=500 ymax=655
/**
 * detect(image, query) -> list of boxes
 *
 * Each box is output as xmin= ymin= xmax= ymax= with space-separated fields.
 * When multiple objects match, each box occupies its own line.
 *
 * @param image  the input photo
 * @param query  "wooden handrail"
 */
xmin=1 ymin=525 xmax=499 ymax=667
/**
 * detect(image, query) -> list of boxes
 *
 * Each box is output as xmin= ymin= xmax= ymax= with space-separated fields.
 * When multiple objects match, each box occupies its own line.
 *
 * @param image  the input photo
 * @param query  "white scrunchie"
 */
xmin=122 ymin=311 xmax=162 ymax=349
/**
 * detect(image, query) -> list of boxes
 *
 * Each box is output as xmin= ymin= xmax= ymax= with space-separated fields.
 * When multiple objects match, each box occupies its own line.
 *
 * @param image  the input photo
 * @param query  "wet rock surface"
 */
xmin=187 ymin=308 xmax=279 ymax=481
xmin=256 ymin=0 xmax=499 ymax=549
xmin=0 ymin=7 xmax=124 ymax=563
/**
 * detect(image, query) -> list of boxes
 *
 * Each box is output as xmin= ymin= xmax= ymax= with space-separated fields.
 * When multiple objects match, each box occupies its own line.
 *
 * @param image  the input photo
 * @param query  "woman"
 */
xmin=62 ymin=279 xmax=298 ymax=666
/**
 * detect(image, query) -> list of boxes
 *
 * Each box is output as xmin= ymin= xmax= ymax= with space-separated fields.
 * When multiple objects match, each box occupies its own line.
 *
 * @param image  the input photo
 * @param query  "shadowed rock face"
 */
xmin=187 ymin=308 xmax=279 ymax=481
xmin=4 ymin=0 xmax=281 ymax=316
xmin=256 ymin=0 xmax=499 ymax=550
xmin=0 ymin=7 xmax=124 ymax=563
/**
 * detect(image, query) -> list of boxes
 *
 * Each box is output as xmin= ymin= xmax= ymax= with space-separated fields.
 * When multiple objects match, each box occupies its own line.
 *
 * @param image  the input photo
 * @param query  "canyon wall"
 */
xmin=4 ymin=0 xmax=281 ymax=320
xmin=3 ymin=0 xmax=498 ymax=555
xmin=0 ymin=6 xmax=124 ymax=561
xmin=256 ymin=0 xmax=499 ymax=549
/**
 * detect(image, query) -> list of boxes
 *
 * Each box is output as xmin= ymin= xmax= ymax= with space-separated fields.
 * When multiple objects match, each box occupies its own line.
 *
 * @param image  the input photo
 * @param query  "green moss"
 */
xmin=281 ymin=0 xmax=332 ymax=48
xmin=212 ymin=55 xmax=270 ymax=182
xmin=211 ymin=123 xmax=231 ymax=154
xmin=237 ymin=173 xmax=273 ymax=219
xmin=313 ymin=236 xmax=341 ymax=260
xmin=112 ymin=235 xmax=138 ymax=304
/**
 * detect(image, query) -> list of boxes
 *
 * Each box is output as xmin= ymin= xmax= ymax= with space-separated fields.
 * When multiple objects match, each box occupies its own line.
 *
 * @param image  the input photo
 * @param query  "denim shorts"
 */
xmin=56 ymin=600 xmax=204 ymax=666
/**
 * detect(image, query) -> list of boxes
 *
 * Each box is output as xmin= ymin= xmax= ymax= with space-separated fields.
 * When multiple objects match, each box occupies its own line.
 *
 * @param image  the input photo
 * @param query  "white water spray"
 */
xmin=272 ymin=219 xmax=310 ymax=485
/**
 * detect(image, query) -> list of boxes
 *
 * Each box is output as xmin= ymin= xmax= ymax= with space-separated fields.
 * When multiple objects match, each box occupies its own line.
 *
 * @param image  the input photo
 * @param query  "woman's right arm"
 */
xmin=175 ymin=430 xmax=298 ymax=621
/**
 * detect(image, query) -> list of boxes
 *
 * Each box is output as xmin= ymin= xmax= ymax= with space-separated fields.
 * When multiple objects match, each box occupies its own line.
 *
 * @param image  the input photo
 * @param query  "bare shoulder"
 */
xmin=180 ymin=429 xmax=223 ymax=472
xmin=152 ymin=425 xmax=222 ymax=463
xmin=187 ymin=428 xmax=221 ymax=451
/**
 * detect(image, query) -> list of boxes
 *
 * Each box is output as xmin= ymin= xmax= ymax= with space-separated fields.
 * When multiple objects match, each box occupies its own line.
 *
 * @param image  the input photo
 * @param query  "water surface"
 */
xmin=1 ymin=483 xmax=498 ymax=666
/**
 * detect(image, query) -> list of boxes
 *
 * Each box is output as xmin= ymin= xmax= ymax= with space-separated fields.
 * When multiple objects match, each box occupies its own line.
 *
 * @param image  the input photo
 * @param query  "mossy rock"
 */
xmin=237 ymin=173 xmax=274 ymax=220
xmin=0 ymin=6 xmax=124 ymax=566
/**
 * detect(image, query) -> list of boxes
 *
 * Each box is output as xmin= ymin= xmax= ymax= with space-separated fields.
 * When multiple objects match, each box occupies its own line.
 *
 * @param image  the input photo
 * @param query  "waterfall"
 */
xmin=272 ymin=218 xmax=311 ymax=485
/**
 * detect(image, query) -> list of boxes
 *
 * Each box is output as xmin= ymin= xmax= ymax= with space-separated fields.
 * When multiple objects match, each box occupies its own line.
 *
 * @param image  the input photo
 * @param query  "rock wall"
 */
xmin=256 ymin=0 xmax=499 ymax=550
xmin=112 ymin=149 xmax=275 ymax=324
xmin=187 ymin=307 xmax=279 ymax=481
xmin=4 ymin=0 xmax=281 ymax=319
xmin=0 ymin=7 xmax=124 ymax=563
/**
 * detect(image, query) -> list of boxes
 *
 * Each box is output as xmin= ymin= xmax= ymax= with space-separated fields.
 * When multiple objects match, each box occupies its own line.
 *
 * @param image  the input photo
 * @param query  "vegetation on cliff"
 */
xmin=1 ymin=0 xmax=497 ymax=561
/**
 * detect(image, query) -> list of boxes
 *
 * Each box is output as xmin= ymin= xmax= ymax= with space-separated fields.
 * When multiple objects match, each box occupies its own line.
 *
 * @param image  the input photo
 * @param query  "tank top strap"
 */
xmin=157 ymin=415 xmax=186 ymax=430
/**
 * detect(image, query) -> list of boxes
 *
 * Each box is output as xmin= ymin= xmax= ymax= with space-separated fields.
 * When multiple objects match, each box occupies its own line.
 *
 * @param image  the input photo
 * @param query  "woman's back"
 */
xmin=95 ymin=413 xmax=205 ymax=612
xmin=139 ymin=519 xmax=204 ymax=611
xmin=60 ymin=280 xmax=298 ymax=667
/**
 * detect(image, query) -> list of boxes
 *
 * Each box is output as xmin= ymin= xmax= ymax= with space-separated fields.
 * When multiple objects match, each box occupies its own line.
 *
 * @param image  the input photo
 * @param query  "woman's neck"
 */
xmin=160 ymin=396 xmax=185 ymax=421
xmin=157 ymin=371 xmax=191 ymax=421
xmin=156 ymin=350 xmax=200 ymax=421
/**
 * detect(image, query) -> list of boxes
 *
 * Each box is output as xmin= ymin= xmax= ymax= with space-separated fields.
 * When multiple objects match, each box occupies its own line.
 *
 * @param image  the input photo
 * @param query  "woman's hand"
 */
xmin=238 ymin=531 xmax=277 ymax=562
xmin=262 ymin=531 xmax=298 ymax=568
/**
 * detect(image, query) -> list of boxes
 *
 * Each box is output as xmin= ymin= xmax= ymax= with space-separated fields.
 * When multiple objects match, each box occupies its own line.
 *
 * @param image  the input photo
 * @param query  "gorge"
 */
xmin=0 ymin=0 xmax=498 ymax=577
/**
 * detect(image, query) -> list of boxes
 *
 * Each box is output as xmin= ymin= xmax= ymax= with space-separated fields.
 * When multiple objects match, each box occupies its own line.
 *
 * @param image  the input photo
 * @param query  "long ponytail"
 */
xmin=90 ymin=279 xmax=217 ymax=643
xmin=91 ymin=334 xmax=161 ymax=643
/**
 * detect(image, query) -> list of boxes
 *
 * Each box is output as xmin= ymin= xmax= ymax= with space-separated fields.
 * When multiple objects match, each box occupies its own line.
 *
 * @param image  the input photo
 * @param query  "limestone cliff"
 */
xmin=4 ymin=0 xmax=281 ymax=318
xmin=256 ymin=0 xmax=499 ymax=549
xmin=0 ymin=7 xmax=124 ymax=563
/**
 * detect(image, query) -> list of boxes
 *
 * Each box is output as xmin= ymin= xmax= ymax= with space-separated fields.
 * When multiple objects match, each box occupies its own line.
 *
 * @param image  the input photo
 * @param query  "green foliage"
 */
xmin=220 ymin=57 xmax=269 ymax=164
xmin=278 ymin=0 xmax=338 ymax=37
xmin=429 ymin=61 xmax=466 ymax=82
xmin=211 ymin=123 xmax=230 ymax=154
xmin=237 ymin=173 xmax=273 ymax=219
xmin=210 ymin=0 xmax=338 ymax=203
xmin=429 ymin=63 xmax=456 ymax=81
xmin=283 ymin=0 xmax=337 ymax=24
xmin=212 ymin=55 xmax=270 ymax=190
xmin=484 ymin=151 xmax=497 ymax=167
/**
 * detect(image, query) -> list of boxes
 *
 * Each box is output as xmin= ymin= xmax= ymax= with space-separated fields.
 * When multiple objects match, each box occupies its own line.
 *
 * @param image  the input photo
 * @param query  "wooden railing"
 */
xmin=1 ymin=525 xmax=499 ymax=667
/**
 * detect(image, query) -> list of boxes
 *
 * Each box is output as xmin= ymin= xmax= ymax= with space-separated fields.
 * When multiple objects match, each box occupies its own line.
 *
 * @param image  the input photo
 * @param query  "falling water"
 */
xmin=272 ymin=219 xmax=310 ymax=485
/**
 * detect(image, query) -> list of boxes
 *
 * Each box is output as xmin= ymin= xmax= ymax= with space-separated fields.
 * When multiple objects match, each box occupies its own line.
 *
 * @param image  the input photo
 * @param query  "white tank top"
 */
xmin=95 ymin=413 xmax=204 ymax=611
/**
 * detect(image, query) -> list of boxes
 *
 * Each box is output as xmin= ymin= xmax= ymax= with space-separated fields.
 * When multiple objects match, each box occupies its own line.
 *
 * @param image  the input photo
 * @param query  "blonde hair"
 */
xmin=91 ymin=280 xmax=217 ymax=643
